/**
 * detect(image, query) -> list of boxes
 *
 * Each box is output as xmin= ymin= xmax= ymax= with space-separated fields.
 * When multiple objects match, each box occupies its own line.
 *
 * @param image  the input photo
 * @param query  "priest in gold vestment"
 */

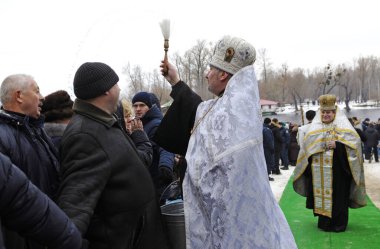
xmin=293 ymin=94 xmax=366 ymax=232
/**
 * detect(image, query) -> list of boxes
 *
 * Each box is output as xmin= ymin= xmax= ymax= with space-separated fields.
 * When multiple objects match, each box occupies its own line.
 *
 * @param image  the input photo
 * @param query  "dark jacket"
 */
xmin=288 ymin=127 xmax=300 ymax=164
xmin=141 ymin=105 xmax=174 ymax=199
xmin=57 ymin=99 xmax=168 ymax=249
xmin=0 ymin=153 xmax=82 ymax=249
xmin=364 ymin=126 xmax=380 ymax=147
xmin=128 ymin=130 xmax=154 ymax=167
xmin=0 ymin=110 xmax=60 ymax=197
xmin=362 ymin=120 xmax=369 ymax=131
xmin=0 ymin=110 xmax=60 ymax=249
xmin=43 ymin=122 xmax=67 ymax=149
xmin=355 ymin=128 xmax=367 ymax=143
xmin=280 ymin=126 xmax=290 ymax=147
xmin=270 ymin=124 xmax=283 ymax=152
xmin=375 ymin=123 xmax=380 ymax=134
xmin=262 ymin=124 xmax=274 ymax=172
xmin=154 ymin=81 xmax=202 ymax=155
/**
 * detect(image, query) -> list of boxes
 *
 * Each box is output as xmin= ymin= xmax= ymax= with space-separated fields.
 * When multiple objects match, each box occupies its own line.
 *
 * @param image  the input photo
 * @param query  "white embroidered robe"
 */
xmin=183 ymin=66 xmax=297 ymax=249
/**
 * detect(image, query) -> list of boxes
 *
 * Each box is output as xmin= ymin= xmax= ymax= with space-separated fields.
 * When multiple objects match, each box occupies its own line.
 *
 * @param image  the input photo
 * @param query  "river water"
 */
xmin=265 ymin=108 xmax=380 ymax=124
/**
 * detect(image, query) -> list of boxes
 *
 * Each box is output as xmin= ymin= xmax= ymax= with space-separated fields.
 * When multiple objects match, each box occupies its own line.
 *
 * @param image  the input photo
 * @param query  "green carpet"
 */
xmin=280 ymin=177 xmax=380 ymax=249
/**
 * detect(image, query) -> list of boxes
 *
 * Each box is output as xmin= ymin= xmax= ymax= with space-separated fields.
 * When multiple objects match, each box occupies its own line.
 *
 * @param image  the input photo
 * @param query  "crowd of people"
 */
xmin=262 ymin=109 xmax=316 ymax=182
xmin=0 ymin=34 xmax=375 ymax=249
xmin=262 ymin=117 xmax=293 ymax=181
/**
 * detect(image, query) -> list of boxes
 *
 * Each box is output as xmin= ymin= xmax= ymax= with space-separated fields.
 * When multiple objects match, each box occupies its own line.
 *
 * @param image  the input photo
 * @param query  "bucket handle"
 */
xmin=159 ymin=179 xmax=182 ymax=203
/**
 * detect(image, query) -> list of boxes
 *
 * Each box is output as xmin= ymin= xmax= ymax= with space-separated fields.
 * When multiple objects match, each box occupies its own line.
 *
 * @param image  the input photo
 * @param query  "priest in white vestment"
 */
xmin=294 ymin=94 xmax=366 ymax=232
xmin=155 ymin=36 xmax=297 ymax=248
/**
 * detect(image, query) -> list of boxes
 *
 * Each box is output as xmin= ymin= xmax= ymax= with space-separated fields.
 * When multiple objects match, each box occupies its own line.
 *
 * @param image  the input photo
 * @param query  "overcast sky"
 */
xmin=1 ymin=0 xmax=379 ymax=97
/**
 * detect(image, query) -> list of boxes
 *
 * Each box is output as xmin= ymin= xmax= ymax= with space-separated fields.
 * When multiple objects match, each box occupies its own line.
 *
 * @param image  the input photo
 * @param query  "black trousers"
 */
xmin=364 ymin=145 xmax=379 ymax=161
xmin=274 ymin=148 xmax=281 ymax=172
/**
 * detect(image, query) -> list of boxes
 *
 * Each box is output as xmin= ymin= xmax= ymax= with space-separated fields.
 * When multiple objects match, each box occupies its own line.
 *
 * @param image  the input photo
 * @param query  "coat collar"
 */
xmin=140 ymin=105 xmax=163 ymax=125
xmin=73 ymin=99 xmax=117 ymax=128
xmin=0 ymin=109 xmax=44 ymax=128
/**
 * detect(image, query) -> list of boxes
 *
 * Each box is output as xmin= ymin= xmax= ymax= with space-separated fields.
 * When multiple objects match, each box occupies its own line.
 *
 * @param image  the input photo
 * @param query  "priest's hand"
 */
xmin=327 ymin=141 xmax=336 ymax=150
xmin=160 ymin=60 xmax=180 ymax=86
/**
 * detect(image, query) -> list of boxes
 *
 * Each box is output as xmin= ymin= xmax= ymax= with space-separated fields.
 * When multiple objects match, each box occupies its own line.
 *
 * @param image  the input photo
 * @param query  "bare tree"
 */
xmin=122 ymin=63 xmax=146 ymax=99
xmin=318 ymin=64 xmax=344 ymax=95
xmin=304 ymin=69 xmax=320 ymax=102
xmin=176 ymin=52 xmax=192 ymax=89
xmin=188 ymin=40 xmax=213 ymax=99
xmin=368 ymin=56 xmax=379 ymax=100
xmin=337 ymin=65 xmax=353 ymax=112
xmin=280 ymin=63 xmax=288 ymax=104
xmin=120 ymin=39 xmax=380 ymax=109
xmin=288 ymin=68 xmax=308 ymax=111
xmin=261 ymin=72 xmax=283 ymax=102
xmin=355 ymin=57 xmax=370 ymax=102
xmin=257 ymin=48 xmax=272 ymax=84
xmin=374 ymin=57 xmax=380 ymax=103
xmin=149 ymin=69 xmax=172 ymax=105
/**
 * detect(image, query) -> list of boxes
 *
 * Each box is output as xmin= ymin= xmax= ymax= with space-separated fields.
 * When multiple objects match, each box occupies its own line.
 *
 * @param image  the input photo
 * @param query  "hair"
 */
xmin=305 ymin=110 xmax=316 ymax=121
xmin=121 ymin=98 xmax=133 ymax=118
xmin=1 ymin=74 xmax=34 ymax=104
xmin=224 ymin=72 xmax=233 ymax=81
xmin=264 ymin=117 xmax=271 ymax=124
xmin=212 ymin=66 xmax=233 ymax=79
xmin=272 ymin=118 xmax=278 ymax=123
xmin=348 ymin=117 xmax=354 ymax=126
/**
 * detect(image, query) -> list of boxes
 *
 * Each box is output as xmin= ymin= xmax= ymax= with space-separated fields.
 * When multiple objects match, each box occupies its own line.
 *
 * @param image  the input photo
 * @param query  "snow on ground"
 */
xmin=276 ymin=102 xmax=379 ymax=114
xmin=269 ymin=166 xmax=295 ymax=202
xmin=277 ymin=101 xmax=380 ymax=115
xmin=363 ymin=161 xmax=380 ymax=208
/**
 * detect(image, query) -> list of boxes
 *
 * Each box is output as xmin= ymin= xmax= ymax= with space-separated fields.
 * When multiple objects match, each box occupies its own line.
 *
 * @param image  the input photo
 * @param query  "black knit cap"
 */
xmin=132 ymin=92 xmax=152 ymax=108
xmin=149 ymin=93 xmax=161 ymax=111
xmin=73 ymin=62 xmax=119 ymax=99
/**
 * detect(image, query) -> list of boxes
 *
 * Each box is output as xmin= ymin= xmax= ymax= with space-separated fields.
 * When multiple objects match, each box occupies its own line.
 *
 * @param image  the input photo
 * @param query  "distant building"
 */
xmin=260 ymin=99 xmax=279 ymax=116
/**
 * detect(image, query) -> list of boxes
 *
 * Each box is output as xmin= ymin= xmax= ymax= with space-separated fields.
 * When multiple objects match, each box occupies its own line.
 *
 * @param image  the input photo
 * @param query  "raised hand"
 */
xmin=160 ymin=60 xmax=180 ymax=86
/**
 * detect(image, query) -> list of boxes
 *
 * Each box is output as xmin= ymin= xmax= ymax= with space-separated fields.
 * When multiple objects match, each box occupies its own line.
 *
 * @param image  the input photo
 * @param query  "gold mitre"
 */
xmin=319 ymin=94 xmax=337 ymax=111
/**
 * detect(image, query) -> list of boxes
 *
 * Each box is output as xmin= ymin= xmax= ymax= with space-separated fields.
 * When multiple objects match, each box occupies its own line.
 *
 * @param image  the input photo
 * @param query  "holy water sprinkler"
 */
xmin=159 ymin=19 xmax=170 ymax=76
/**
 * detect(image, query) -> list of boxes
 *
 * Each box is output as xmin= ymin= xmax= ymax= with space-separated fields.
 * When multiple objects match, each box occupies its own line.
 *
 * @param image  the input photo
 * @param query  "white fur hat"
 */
xmin=209 ymin=36 xmax=256 ymax=75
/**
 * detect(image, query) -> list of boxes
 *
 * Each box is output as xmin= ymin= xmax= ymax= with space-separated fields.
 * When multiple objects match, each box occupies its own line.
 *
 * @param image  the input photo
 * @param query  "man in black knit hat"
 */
xmin=57 ymin=62 xmax=168 ymax=249
xmin=132 ymin=91 xmax=175 ymax=204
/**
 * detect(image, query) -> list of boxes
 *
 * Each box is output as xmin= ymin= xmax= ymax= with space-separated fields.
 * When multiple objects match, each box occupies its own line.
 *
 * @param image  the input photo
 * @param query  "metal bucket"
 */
xmin=161 ymin=201 xmax=186 ymax=249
